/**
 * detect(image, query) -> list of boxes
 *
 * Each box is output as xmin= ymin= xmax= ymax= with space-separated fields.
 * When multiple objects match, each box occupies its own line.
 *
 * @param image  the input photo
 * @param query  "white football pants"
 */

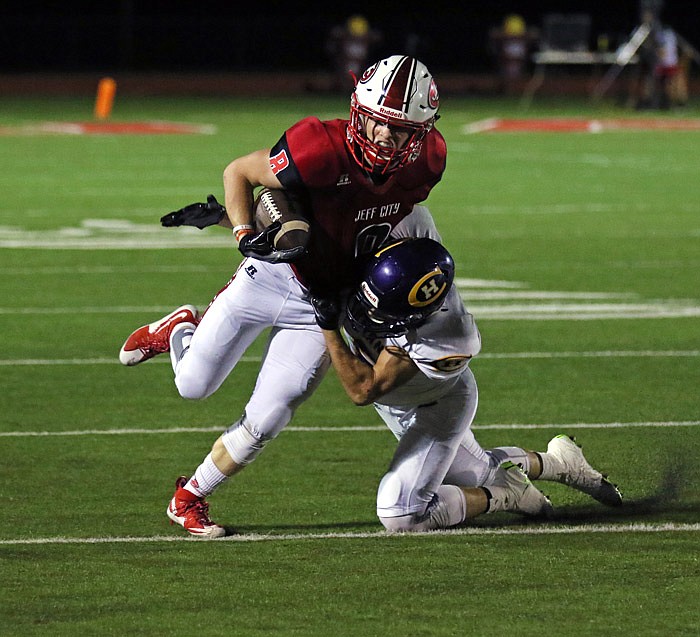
xmin=374 ymin=367 xmax=529 ymax=528
xmin=173 ymin=258 xmax=330 ymax=457
xmin=171 ymin=204 xmax=440 ymax=464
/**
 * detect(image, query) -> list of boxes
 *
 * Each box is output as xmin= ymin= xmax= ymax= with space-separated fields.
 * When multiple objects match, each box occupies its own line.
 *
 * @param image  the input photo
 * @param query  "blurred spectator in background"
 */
xmin=637 ymin=5 xmax=684 ymax=109
xmin=672 ymin=42 xmax=692 ymax=107
xmin=326 ymin=15 xmax=383 ymax=92
xmin=488 ymin=14 xmax=539 ymax=94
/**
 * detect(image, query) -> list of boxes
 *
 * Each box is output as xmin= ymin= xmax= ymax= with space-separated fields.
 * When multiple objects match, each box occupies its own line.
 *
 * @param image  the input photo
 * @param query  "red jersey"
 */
xmin=268 ymin=117 xmax=446 ymax=294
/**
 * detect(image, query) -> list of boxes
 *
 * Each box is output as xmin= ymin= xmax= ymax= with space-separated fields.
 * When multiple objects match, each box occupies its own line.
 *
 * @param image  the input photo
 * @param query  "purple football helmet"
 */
xmin=346 ymin=237 xmax=454 ymax=338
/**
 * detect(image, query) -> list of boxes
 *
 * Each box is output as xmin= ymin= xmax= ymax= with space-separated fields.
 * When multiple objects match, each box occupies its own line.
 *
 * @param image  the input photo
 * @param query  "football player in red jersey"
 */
xmin=119 ymin=56 xmax=448 ymax=537
xmin=225 ymin=54 xmax=445 ymax=295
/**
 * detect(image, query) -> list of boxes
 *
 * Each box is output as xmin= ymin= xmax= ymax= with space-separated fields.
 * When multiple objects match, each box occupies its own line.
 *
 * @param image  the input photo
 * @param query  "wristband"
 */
xmin=232 ymin=224 xmax=254 ymax=245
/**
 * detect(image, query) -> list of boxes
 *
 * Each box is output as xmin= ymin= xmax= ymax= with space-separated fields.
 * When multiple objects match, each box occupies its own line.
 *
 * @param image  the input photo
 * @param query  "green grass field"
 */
xmin=0 ymin=92 xmax=698 ymax=636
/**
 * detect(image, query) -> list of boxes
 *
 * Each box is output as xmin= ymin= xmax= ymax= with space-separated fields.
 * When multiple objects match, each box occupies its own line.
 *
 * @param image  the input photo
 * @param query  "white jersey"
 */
xmin=340 ymin=285 xmax=481 ymax=407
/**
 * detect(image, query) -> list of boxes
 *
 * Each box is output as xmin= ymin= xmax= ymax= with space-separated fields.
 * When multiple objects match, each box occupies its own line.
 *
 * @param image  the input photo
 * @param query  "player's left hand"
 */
xmin=160 ymin=194 xmax=226 ymax=229
xmin=238 ymin=222 xmax=307 ymax=263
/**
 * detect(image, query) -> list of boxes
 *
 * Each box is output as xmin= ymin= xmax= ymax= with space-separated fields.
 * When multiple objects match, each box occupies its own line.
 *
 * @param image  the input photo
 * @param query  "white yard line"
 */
xmin=1 ymin=350 xmax=697 ymax=366
xmin=478 ymin=350 xmax=700 ymax=359
xmin=0 ymin=356 xmax=258 ymax=366
xmin=1 ymin=522 xmax=697 ymax=546
xmin=0 ymin=265 xmax=216 ymax=275
xmin=3 ymin=300 xmax=700 ymax=320
xmin=0 ymin=306 xmax=185 ymax=315
xmin=1 ymin=421 xmax=698 ymax=438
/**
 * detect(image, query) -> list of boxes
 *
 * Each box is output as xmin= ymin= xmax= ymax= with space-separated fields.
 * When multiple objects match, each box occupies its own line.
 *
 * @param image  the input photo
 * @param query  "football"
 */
xmin=254 ymin=188 xmax=310 ymax=252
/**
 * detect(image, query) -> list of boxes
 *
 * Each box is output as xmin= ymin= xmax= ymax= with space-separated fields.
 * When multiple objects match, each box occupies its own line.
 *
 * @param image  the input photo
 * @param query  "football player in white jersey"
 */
xmin=312 ymin=238 xmax=622 ymax=532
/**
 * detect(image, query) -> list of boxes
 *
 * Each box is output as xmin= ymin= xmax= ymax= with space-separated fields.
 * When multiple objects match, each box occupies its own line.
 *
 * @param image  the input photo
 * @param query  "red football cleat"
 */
xmin=119 ymin=305 xmax=198 ymax=366
xmin=166 ymin=476 xmax=226 ymax=539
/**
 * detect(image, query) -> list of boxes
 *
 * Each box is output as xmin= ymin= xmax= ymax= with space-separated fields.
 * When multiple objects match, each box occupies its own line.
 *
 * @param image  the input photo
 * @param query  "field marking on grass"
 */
xmin=447 ymin=199 xmax=700 ymax=216
xmin=0 ymin=306 xmax=195 ymax=315
xmin=1 ymin=350 xmax=698 ymax=367
xmin=0 ymin=121 xmax=217 ymax=136
xmin=1 ymin=421 xmax=698 ymax=438
xmin=3 ymin=301 xmax=700 ymax=320
xmin=467 ymin=302 xmax=700 ymax=320
xmin=461 ymin=117 xmax=700 ymax=134
xmin=2 ymin=268 xmax=698 ymax=321
xmin=1 ymin=522 xmax=698 ymax=546
xmin=477 ymin=350 xmax=700 ymax=359
xmin=0 ymin=219 xmax=232 ymax=249
xmin=0 ymin=265 xmax=219 ymax=275
xmin=0 ymin=356 xmax=258 ymax=366
xmin=2 ymin=350 xmax=699 ymax=367
xmin=464 ymin=291 xmax=637 ymax=300
xmin=3 ymin=209 xmax=699 ymax=248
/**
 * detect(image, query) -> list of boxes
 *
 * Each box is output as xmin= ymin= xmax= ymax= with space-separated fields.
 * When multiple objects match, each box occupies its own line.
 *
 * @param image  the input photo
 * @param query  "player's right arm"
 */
xmin=321 ymin=329 xmax=418 ymax=406
xmin=221 ymin=149 xmax=283 ymax=232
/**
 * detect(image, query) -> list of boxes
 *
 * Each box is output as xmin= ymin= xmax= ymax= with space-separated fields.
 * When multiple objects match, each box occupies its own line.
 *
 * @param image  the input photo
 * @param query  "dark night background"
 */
xmin=1 ymin=1 xmax=698 ymax=75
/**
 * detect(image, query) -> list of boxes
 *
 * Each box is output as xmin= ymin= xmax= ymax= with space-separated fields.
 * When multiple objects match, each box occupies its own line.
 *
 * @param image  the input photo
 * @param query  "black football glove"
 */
xmin=238 ymin=221 xmax=307 ymax=263
xmin=160 ymin=194 xmax=226 ymax=229
xmin=310 ymin=294 xmax=342 ymax=330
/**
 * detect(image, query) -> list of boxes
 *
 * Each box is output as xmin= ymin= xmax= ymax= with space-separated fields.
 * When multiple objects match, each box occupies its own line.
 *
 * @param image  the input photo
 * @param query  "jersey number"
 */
xmin=270 ymin=150 xmax=289 ymax=175
xmin=354 ymin=223 xmax=392 ymax=257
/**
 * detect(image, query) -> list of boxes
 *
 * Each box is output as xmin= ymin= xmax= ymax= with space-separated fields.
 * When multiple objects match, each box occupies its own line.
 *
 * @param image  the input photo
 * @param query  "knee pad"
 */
xmin=379 ymin=486 xmax=467 ymax=532
xmin=174 ymin=366 xmax=218 ymax=401
xmin=379 ymin=513 xmax=417 ymax=533
xmin=220 ymin=416 xmax=270 ymax=466
xmin=376 ymin=470 xmax=407 ymax=518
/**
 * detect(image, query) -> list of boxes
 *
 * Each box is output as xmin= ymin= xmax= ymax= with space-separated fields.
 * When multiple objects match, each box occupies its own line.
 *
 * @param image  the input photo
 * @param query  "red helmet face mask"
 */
xmin=346 ymin=55 xmax=439 ymax=176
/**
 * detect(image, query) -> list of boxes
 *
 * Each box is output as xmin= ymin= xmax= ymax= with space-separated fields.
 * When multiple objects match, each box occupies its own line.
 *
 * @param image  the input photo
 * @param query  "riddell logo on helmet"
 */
xmin=361 ymin=281 xmax=379 ymax=308
xmin=378 ymin=107 xmax=406 ymax=119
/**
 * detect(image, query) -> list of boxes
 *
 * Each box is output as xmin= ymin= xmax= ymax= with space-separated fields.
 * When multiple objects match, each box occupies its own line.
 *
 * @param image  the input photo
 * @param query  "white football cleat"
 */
xmin=119 ymin=305 xmax=198 ymax=366
xmin=546 ymin=435 xmax=623 ymax=507
xmin=488 ymin=461 xmax=554 ymax=518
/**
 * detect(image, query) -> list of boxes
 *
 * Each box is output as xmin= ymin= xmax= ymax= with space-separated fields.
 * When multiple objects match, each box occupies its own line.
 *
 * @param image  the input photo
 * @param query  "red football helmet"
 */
xmin=346 ymin=55 xmax=440 ymax=176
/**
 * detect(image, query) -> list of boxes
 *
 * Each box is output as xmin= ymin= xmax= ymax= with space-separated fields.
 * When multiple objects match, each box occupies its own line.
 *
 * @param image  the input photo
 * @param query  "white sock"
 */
xmin=184 ymin=453 xmax=228 ymax=497
xmin=538 ymin=452 xmax=567 ymax=481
